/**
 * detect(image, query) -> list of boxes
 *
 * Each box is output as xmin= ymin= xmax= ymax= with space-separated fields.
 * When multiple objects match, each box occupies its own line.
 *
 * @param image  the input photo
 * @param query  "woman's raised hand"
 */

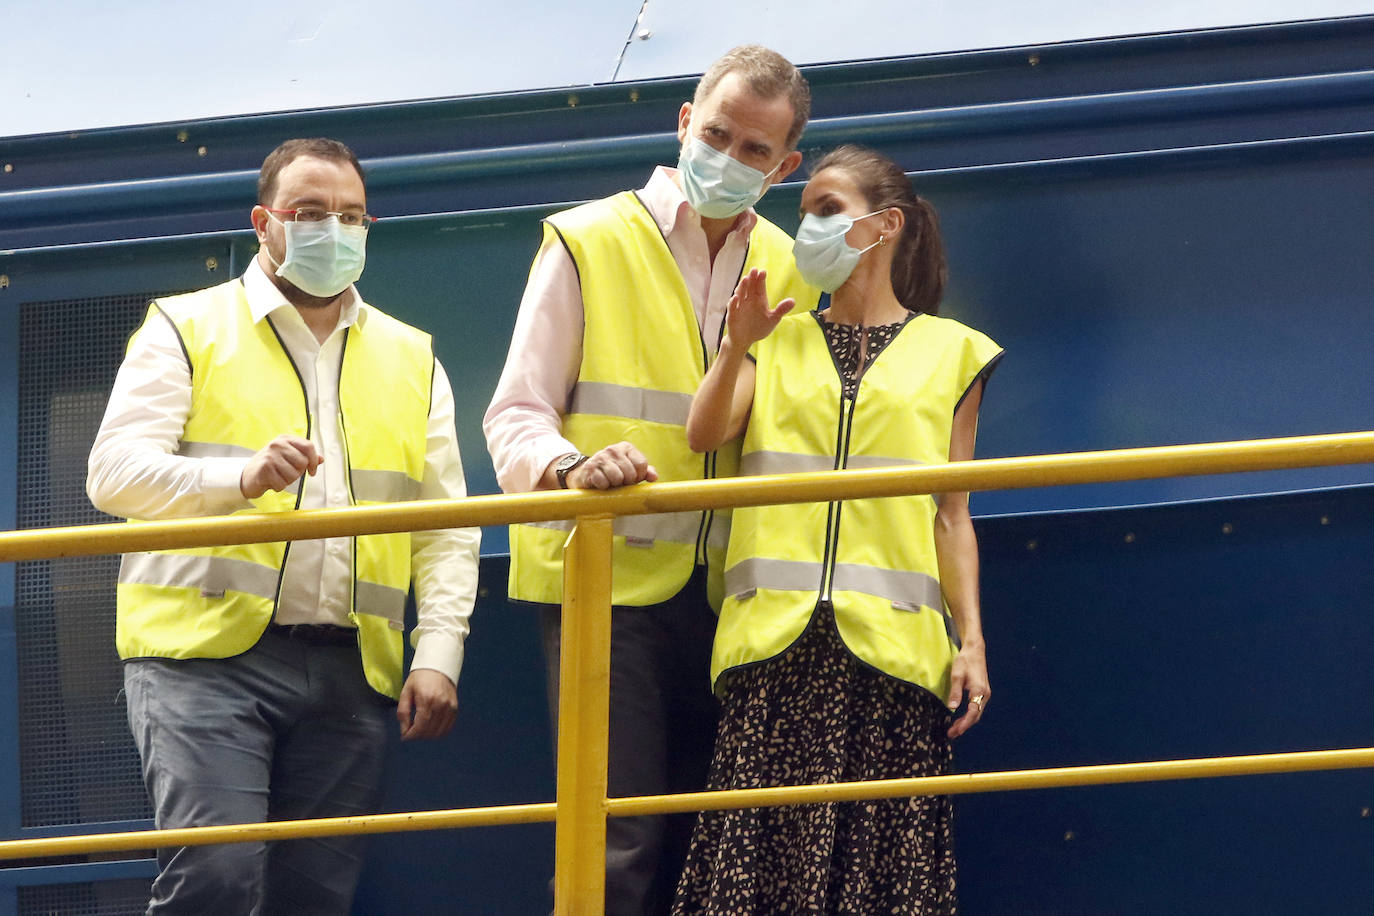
xmin=724 ymin=268 xmax=795 ymax=350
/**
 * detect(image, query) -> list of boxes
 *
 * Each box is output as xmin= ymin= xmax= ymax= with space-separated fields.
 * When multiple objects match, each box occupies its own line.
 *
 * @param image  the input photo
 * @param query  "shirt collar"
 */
xmin=241 ymin=255 xmax=366 ymax=330
xmin=642 ymin=166 xmax=759 ymax=239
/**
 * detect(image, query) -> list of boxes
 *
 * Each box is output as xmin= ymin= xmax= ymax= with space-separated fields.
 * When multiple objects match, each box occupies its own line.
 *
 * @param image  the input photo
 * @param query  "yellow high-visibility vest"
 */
xmin=713 ymin=310 xmax=1002 ymax=698
xmin=509 ymin=191 xmax=819 ymax=609
xmin=115 ymin=279 xmax=433 ymax=699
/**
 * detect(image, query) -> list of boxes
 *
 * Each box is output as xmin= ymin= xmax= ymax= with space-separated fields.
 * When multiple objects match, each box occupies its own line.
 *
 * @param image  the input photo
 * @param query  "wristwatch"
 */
xmin=554 ymin=452 xmax=589 ymax=489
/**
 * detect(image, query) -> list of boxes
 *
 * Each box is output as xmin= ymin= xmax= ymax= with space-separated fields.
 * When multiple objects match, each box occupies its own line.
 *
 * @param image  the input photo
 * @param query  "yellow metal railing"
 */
xmin=2 ymin=431 xmax=1374 ymax=915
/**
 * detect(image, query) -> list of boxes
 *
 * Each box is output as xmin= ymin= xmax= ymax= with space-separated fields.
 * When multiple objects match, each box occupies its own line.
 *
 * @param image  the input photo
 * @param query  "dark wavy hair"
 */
xmin=811 ymin=145 xmax=946 ymax=315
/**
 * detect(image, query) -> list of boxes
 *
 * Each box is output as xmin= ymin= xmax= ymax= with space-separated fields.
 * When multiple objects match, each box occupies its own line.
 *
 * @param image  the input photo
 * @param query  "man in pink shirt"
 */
xmin=484 ymin=45 xmax=819 ymax=915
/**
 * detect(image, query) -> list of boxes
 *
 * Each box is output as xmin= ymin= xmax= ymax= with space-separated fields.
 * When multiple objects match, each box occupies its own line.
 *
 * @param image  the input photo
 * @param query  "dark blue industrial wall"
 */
xmin=1 ymin=17 xmax=1372 ymax=914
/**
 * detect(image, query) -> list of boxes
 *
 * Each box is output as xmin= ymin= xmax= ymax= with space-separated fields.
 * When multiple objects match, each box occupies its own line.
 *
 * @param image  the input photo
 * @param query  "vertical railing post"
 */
xmin=553 ymin=514 xmax=614 ymax=916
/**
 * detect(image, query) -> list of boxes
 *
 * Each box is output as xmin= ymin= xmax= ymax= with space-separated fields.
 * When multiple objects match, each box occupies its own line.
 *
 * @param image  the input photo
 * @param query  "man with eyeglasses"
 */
xmin=87 ymin=137 xmax=480 ymax=915
xmin=484 ymin=45 xmax=818 ymax=915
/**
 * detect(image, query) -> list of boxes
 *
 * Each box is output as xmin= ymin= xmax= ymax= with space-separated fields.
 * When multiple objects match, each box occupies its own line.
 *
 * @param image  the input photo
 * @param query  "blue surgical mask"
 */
xmin=266 ymin=213 xmax=367 ymax=298
xmin=792 ymin=210 xmax=884 ymax=292
xmin=677 ymin=131 xmax=784 ymax=220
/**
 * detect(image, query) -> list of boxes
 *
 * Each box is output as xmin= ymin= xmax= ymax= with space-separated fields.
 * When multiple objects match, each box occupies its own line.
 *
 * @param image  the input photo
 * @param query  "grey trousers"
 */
xmin=124 ymin=629 xmax=393 ymax=916
xmin=538 ymin=567 xmax=720 ymax=916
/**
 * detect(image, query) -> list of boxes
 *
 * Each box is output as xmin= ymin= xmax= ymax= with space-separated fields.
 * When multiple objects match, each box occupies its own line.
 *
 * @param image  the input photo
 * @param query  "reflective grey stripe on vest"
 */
xmin=705 ymin=515 xmax=729 ymax=553
xmin=176 ymin=440 xmax=256 ymax=460
xmin=726 ymin=556 xmax=943 ymax=611
xmin=352 ymin=469 xmax=422 ymax=503
xmin=740 ymin=451 xmax=922 ymax=476
xmin=569 ymin=381 xmax=692 ymax=427
xmin=522 ymin=510 xmax=702 ymax=547
xmin=356 ymin=580 xmax=407 ymax=628
xmin=120 ymin=552 xmax=407 ymax=629
xmin=119 ymin=551 xmax=280 ymax=601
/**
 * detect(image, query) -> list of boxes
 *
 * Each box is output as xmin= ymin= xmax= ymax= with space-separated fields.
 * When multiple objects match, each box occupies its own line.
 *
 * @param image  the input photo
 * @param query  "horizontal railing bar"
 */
xmin=607 ymin=747 xmax=1374 ymax=817
xmin=3 ymin=431 xmax=1372 ymax=563
xmin=0 ymin=802 xmax=557 ymax=861
xmin=0 ymin=747 xmax=1367 ymax=861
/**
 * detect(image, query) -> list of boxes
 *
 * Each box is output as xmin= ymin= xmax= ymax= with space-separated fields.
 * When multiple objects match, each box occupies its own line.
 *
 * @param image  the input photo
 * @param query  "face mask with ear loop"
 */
xmin=792 ymin=209 xmax=885 ymax=292
xmin=264 ymin=212 xmax=367 ymax=298
xmin=677 ymin=127 xmax=785 ymax=220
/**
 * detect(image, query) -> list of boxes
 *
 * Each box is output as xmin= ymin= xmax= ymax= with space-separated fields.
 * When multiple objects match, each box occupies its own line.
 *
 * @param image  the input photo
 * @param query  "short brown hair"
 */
xmin=694 ymin=45 xmax=811 ymax=149
xmin=811 ymin=145 xmax=947 ymax=315
xmin=257 ymin=138 xmax=365 ymax=206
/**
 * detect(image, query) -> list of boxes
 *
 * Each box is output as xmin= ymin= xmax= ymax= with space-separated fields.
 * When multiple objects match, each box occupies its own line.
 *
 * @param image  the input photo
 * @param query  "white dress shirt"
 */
xmin=482 ymin=166 xmax=760 ymax=493
xmin=87 ymin=258 xmax=480 ymax=684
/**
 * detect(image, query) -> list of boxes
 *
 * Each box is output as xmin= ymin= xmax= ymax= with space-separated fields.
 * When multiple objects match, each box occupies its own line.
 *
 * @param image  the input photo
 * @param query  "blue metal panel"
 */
xmin=957 ymin=484 xmax=1374 ymax=913
xmin=353 ymin=556 xmax=553 ymax=915
xmin=939 ymin=130 xmax=1374 ymax=513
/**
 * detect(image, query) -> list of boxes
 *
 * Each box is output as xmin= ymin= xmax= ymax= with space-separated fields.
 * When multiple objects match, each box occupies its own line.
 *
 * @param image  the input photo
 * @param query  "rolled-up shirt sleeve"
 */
xmin=482 ymin=234 xmax=585 ymax=493
xmin=409 ymin=358 xmax=481 ymax=686
xmin=86 ymin=308 xmax=252 ymax=521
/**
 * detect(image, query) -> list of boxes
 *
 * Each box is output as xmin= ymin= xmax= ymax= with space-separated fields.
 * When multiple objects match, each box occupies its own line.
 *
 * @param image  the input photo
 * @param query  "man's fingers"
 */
xmin=396 ymin=687 xmax=414 ymax=733
xmin=576 ymin=442 xmax=655 ymax=489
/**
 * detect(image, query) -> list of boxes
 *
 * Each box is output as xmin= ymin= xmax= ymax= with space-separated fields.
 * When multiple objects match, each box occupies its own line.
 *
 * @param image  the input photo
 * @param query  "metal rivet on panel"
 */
xmin=1123 ymin=532 xmax=1135 ymax=544
xmin=1320 ymin=516 xmax=1331 ymax=526
xmin=3 ymin=163 xmax=11 ymax=173
xmin=568 ymin=94 xmax=579 ymax=108
xmin=1029 ymin=53 xmax=1041 ymax=67
xmin=205 ymin=257 xmax=219 ymax=272
xmin=197 ymin=146 xmax=208 ymax=157
xmin=177 ymin=130 xmax=189 ymax=143
xmin=0 ymin=275 xmax=9 ymax=289
xmin=629 ymin=90 xmax=640 ymax=103
xmin=1221 ymin=523 xmax=1234 ymax=535
xmin=1026 ymin=539 xmax=1038 ymax=551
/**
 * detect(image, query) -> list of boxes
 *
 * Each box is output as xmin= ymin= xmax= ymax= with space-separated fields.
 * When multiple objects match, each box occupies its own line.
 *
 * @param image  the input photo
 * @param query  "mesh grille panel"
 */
xmin=18 ymin=878 xmax=153 ymax=915
xmin=17 ymin=293 xmax=163 ymax=827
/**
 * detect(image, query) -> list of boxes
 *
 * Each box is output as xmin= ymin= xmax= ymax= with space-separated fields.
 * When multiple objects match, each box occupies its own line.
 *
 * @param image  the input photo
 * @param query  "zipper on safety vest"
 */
xmin=818 ymin=391 xmax=857 ymax=603
xmin=336 ymin=331 xmax=360 ymax=624
xmin=265 ymin=312 xmax=311 ymax=617
xmin=694 ymin=269 xmax=733 ymax=569
xmin=695 ymin=450 xmax=716 ymax=565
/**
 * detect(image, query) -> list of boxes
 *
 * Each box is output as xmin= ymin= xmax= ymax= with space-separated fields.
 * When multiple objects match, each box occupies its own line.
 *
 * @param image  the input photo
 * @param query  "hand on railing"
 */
xmin=566 ymin=442 xmax=658 ymax=490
